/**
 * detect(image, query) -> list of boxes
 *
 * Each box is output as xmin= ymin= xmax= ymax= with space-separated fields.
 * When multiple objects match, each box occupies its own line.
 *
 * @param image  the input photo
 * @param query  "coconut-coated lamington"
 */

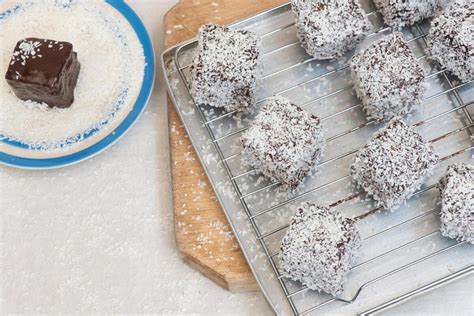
xmin=241 ymin=95 xmax=325 ymax=188
xmin=190 ymin=24 xmax=261 ymax=112
xmin=280 ymin=203 xmax=361 ymax=296
xmin=351 ymin=119 xmax=439 ymax=210
xmin=291 ymin=0 xmax=371 ymax=60
xmin=350 ymin=32 xmax=425 ymax=122
xmin=373 ymin=0 xmax=447 ymax=28
xmin=427 ymin=0 xmax=474 ymax=82
xmin=438 ymin=163 xmax=473 ymax=244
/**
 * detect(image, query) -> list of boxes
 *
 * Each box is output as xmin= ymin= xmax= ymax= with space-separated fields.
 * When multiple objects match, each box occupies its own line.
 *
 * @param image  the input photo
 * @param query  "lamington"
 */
xmin=351 ymin=119 xmax=439 ymax=210
xmin=426 ymin=0 xmax=474 ymax=82
xmin=189 ymin=24 xmax=261 ymax=112
xmin=280 ymin=203 xmax=361 ymax=296
xmin=438 ymin=163 xmax=473 ymax=244
xmin=5 ymin=38 xmax=81 ymax=108
xmin=373 ymin=0 xmax=447 ymax=28
xmin=350 ymin=32 xmax=425 ymax=122
xmin=241 ymin=95 xmax=325 ymax=188
xmin=291 ymin=0 xmax=371 ymax=60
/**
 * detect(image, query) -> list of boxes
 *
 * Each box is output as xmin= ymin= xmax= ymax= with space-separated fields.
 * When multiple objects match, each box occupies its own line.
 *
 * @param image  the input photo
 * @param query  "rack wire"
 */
xmin=170 ymin=3 xmax=473 ymax=315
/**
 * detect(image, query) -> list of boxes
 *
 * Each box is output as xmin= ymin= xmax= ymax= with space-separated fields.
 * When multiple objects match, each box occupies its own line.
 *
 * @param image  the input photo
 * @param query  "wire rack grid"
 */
xmin=165 ymin=2 xmax=473 ymax=315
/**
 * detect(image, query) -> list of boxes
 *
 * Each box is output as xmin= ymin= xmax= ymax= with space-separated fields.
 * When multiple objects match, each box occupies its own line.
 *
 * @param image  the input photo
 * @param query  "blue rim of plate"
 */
xmin=0 ymin=0 xmax=155 ymax=169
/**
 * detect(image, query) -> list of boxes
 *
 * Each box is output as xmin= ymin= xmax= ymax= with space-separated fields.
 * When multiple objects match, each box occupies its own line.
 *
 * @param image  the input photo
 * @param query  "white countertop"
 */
xmin=0 ymin=1 xmax=472 ymax=315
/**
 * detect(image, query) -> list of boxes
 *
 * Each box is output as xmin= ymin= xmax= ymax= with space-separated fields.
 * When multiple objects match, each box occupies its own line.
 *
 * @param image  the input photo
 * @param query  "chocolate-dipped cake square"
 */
xmin=439 ymin=163 xmax=473 ymax=244
xmin=427 ymin=0 xmax=473 ymax=82
xmin=5 ymin=38 xmax=81 ymax=108
xmin=350 ymin=32 xmax=425 ymax=122
xmin=291 ymin=0 xmax=370 ymax=60
xmin=241 ymin=95 xmax=325 ymax=188
xmin=190 ymin=24 xmax=261 ymax=112
xmin=280 ymin=203 xmax=361 ymax=296
xmin=373 ymin=0 xmax=446 ymax=28
xmin=351 ymin=119 xmax=439 ymax=210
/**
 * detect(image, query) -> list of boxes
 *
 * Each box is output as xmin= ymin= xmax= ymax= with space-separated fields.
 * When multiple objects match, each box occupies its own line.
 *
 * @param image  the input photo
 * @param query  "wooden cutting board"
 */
xmin=165 ymin=0 xmax=286 ymax=292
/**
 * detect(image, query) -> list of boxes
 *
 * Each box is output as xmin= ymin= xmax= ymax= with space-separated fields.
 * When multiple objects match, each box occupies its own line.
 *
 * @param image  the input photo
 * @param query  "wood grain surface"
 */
xmin=165 ymin=0 xmax=286 ymax=292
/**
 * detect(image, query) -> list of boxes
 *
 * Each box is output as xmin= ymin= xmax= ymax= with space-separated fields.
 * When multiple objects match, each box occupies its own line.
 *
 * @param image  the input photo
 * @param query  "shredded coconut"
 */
xmin=14 ymin=39 xmax=42 ymax=65
xmin=291 ymin=0 xmax=370 ymax=60
xmin=373 ymin=0 xmax=448 ymax=28
xmin=350 ymin=32 xmax=425 ymax=122
xmin=190 ymin=24 xmax=261 ymax=113
xmin=280 ymin=203 xmax=361 ymax=296
xmin=350 ymin=119 xmax=439 ymax=210
xmin=438 ymin=163 xmax=474 ymax=244
xmin=0 ymin=0 xmax=145 ymax=150
xmin=426 ymin=0 xmax=474 ymax=83
xmin=241 ymin=95 xmax=325 ymax=188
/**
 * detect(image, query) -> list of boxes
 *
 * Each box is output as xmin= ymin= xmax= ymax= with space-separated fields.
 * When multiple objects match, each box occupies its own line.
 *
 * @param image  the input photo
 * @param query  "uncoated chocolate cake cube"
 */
xmin=5 ymin=38 xmax=81 ymax=108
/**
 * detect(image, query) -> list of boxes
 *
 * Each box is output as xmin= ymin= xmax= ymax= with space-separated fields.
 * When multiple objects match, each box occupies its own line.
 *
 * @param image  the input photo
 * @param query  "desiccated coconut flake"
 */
xmin=280 ymin=203 xmax=361 ymax=296
xmin=438 ymin=163 xmax=474 ymax=244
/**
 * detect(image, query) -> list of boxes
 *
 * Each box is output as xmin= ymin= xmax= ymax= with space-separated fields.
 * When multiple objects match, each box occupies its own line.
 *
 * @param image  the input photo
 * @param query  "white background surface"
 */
xmin=0 ymin=1 xmax=472 ymax=315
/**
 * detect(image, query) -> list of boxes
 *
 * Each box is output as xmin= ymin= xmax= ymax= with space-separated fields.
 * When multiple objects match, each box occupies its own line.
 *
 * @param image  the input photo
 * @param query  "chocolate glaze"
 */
xmin=5 ymin=38 xmax=81 ymax=108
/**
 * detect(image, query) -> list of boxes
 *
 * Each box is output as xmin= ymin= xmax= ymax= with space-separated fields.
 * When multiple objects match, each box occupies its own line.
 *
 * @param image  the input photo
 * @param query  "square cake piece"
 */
xmin=439 ymin=163 xmax=473 ymax=244
xmin=350 ymin=32 xmax=425 ymax=122
xmin=190 ymin=24 xmax=261 ymax=112
xmin=291 ymin=0 xmax=371 ymax=60
xmin=373 ymin=0 xmax=446 ymax=28
xmin=280 ymin=203 xmax=361 ymax=296
xmin=351 ymin=119 xmax=439 ymax=210
xmin=241 ymin=95 xmax=325 ymax=188
xmin=5 ymin=38 xmax=81 ymax=108
xmin=427 ymin=0 xmax=474 ymax=82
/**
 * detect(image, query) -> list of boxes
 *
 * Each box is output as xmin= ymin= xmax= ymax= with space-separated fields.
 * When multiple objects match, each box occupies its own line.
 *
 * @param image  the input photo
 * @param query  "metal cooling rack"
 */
xmin=162 ymin=2 xmax=473 ymax=315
